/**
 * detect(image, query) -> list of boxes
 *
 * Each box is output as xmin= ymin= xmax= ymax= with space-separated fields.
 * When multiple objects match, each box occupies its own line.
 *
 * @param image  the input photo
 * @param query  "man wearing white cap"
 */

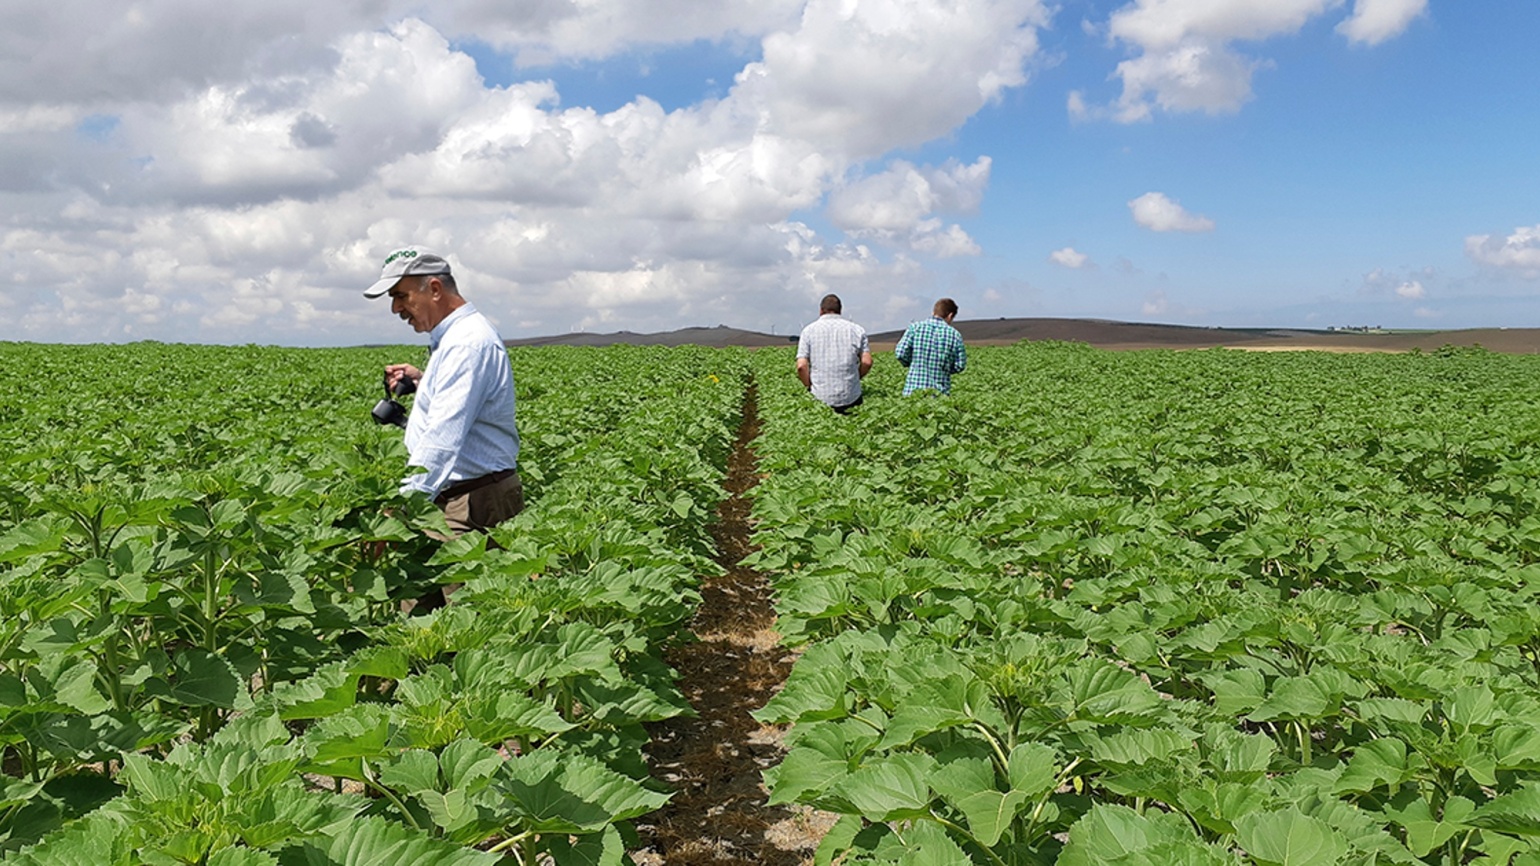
xmin=365 ymin=246 xmax=523 ymax=537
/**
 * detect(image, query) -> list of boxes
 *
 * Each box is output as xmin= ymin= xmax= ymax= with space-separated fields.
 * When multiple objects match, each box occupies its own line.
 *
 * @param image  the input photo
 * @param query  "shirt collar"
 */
xmin=429 ymin=302 xmax=476 ymax=350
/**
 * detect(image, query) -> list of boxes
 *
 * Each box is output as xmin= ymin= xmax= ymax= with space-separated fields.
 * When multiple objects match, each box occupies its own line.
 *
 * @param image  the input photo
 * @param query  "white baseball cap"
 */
xmin=364 ymin=246 xmax=452 ymax=298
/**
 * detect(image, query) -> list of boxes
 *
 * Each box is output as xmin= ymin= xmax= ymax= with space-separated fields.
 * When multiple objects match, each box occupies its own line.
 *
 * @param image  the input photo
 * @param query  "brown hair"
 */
xmin=933 ymin=297 xmax=958 ymax=318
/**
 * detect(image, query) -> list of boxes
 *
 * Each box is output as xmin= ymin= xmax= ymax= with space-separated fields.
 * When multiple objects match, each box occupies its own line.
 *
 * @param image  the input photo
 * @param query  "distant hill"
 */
xmin=506 ymin=324 xmax=792 ymax=349
xmin=871 ymin=319 xmax=1292 ymax=348
xmin=506 ymin=318 xmax=1540 ymax=354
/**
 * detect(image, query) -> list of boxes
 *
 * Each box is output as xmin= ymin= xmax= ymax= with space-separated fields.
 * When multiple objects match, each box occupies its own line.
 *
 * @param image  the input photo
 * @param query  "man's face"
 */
xmin=388 ymin=276 xmax=437 ymax=333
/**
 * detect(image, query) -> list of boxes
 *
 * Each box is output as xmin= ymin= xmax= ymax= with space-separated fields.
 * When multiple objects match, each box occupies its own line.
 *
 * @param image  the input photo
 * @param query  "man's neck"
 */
xmin=422 ymin=297 xmax=467 ymax=332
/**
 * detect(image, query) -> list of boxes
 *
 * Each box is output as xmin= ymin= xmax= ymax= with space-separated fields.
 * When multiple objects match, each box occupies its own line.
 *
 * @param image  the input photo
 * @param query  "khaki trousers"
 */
xmin=438 ymin=471 xmax=525 ymax=536
xmin=407 ymin=471 xmax=523 ymax=614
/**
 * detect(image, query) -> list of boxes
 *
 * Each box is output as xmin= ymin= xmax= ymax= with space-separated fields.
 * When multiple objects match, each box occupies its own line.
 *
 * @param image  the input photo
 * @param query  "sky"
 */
xmin=4 ymin=0 xmax=1539 ymax=346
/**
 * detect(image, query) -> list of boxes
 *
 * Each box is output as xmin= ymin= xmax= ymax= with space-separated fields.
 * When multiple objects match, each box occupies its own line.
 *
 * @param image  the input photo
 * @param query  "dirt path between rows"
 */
xmin=634 ymin=382 xmax=836 ymax=865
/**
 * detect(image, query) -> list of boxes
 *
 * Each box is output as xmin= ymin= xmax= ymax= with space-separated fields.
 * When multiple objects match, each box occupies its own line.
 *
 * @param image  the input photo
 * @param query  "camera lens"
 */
xmin=371 ymin=398 xmax=408 ymax=429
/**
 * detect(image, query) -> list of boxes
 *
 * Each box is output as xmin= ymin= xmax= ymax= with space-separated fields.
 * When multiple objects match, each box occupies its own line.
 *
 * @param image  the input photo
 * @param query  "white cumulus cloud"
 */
xmin=0 ymin=0 xmax=1053 ymax=344
xmin=1337 ymin=0 xmax=1427 ymax=46
xmin=1395 ymin=280 xmax=1425 ymax=299
xmin=1110 ymin=42 xmax=1261 ymax=122
xmin=1049 ymin=247 xmax=1091 ymax=268
xmin=909 ymin=223 xmax=982 ymax=258
xmin=1090 ymin=0 xmax=1421 ymax=123
xmin=742 ymin=0 xmax=1049 ymax=158
xmin=1129 ymin=192 xmax=1214 ymax=233
xmin=1466 ymin=225 xmax=1540 ymax=275
xmin=439 ymin=0 xmax=805 ymax=66
xmin=827 ymin=158 xmax=990 ymax=256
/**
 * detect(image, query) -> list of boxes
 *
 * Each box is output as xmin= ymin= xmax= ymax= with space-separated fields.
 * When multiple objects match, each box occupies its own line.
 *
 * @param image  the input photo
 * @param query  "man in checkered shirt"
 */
xmin=895 ymin=298 xmax=967 ymax=395
xmin=796 ymin=294 xmax=873 ymax=413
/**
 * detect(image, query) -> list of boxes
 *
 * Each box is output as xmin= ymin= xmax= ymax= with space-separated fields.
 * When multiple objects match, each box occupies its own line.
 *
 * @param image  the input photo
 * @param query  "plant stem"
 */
xmin=487 ymin=830 xmax=534 ymax=854
xmin=970 ymin=721 xmax=1010 ymax=772
xmin=361 ymin=759 xmax=421 ymax=831
xmin=1024 ymin=756 xmax=1083 ymax=835
xmin=100 ymin=594 xmax=126 ymax=711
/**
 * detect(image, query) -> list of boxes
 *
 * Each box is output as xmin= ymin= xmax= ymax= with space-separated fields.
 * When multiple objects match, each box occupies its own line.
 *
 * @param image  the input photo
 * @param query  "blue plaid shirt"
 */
xmin=895 ymin=316 xmax=966 ymax=395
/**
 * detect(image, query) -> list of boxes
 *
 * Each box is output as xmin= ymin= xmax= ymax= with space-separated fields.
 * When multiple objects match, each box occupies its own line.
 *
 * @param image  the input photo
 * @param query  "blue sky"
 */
xmin=932 ymin=1 xmax=1540 ymax=329
xmin=2 ymin=0 xmax=1537 ymax=344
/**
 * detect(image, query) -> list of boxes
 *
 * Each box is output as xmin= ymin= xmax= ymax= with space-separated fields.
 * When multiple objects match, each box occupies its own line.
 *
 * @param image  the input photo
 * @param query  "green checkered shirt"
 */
xmin=895 ymin=317 xmax=967 ymax=395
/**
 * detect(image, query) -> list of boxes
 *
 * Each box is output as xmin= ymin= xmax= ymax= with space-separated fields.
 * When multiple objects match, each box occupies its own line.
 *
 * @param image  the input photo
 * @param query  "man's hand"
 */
xmin=795 ymin=357 xmax=812 ymax=390
xmin=385 ymin=364 xmax=422 ymax=394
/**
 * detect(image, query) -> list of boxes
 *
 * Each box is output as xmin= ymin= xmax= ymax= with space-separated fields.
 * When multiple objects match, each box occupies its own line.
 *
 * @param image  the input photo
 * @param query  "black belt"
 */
xmin=435 ymin=469 xmax=517 ymax=505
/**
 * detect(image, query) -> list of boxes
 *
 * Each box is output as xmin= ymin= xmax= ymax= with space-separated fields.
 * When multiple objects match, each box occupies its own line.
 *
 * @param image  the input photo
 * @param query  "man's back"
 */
xmin=797 ymin=314 xmax=869 ymax=407
xmin=896 ymin=316 xmax=967 ymax=395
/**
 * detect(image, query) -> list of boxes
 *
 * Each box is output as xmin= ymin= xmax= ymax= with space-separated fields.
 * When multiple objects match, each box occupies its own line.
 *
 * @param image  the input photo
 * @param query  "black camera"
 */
xmin=371 ymin=373 xmax=415 ymax=429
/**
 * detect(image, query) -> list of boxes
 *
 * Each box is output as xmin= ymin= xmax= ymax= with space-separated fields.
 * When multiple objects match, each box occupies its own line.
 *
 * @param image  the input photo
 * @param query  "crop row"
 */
xmin=746 ymin=343 xmax=1540 ymax=865
xmin=0 ymin=343 xmax=748 ymax=865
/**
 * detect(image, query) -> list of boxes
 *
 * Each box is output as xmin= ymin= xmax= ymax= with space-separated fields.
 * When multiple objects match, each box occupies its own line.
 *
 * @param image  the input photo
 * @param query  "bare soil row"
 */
xmin=634 ymin=383 xmax=835 ymax=865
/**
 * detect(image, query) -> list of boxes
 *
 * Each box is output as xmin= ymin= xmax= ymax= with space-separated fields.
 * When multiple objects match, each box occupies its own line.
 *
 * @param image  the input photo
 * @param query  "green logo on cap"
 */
xmin=384 ymin=250 xmax=419 ymax=266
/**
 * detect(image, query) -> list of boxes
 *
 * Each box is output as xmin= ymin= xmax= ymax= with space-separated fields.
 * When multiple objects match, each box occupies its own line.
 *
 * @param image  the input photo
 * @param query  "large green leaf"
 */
xmin=438 ymin=739 xmax=504 ymax=791
xmin=1497 ymin=725 xmax=1540 ymax=770
xmin=1065 ymin=661 xmax=1166 ymax=725
xmin=378 ymin=750 xmax=442 ymax=796
xmin=1059 ymin=804 xmax=1199 ymax=866
xmin=546 ymin=824 xmax=627 ymax=866
xmin=952 ymin=788 xmax=1031 ymax=847
xmin=927 ymin=755 xmax=994 ymax=807
xmin=765 ymin=739 xmax=853 ymax=806
xmin=278 ymin=815 xmax=496 ymax=865
xmin=143 ymin=649 xmax=254 ymax=711
xmin=890 ymin=819 xmax=971 ymax=866
xmin=1178 ymin=782 xmax=1270 ymax=836
xmin=1333 ymin=737 xmax=1411 ymax=794
xmin=1007 ymin=742 xmax=1060 ymax=796
xmin=753 ymin=655 xmax=850 ymax=724
xmin=1235 ymin=808 xmax=1350 ymax=866
xmin=828 ymin=753 xmax=936 ymax=823
xmin=462 ymin=692 xmax=576 ymax=744
xmin=208 ymin=848 xmax=282 ymax=866
xmin=1247 ymin=676 xmax=1333 ymax=723
xmin=5 ymin=813 xmax=134 ymax=866
xmin=1382 ymin=795 xmax=1475 ymax=857
xmin=498 ymin=749 xmax=669 ymax=834
xmin=300 ymin=705 xmax=393 ymax=780
xmin=1468 ymin=784 xmax=1540 ymax=837
xmin=1446 ymin=685 xmax=1498 ymax=734
xmin=268 ymin=664 xmax=361 ymax=721
xmin=875 ymin=675 xmax=990 ymax=750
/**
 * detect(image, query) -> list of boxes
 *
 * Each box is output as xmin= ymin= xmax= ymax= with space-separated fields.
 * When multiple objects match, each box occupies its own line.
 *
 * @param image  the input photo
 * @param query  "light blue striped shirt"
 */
xmin=401 ymin=303 xmax=520 ymax=498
